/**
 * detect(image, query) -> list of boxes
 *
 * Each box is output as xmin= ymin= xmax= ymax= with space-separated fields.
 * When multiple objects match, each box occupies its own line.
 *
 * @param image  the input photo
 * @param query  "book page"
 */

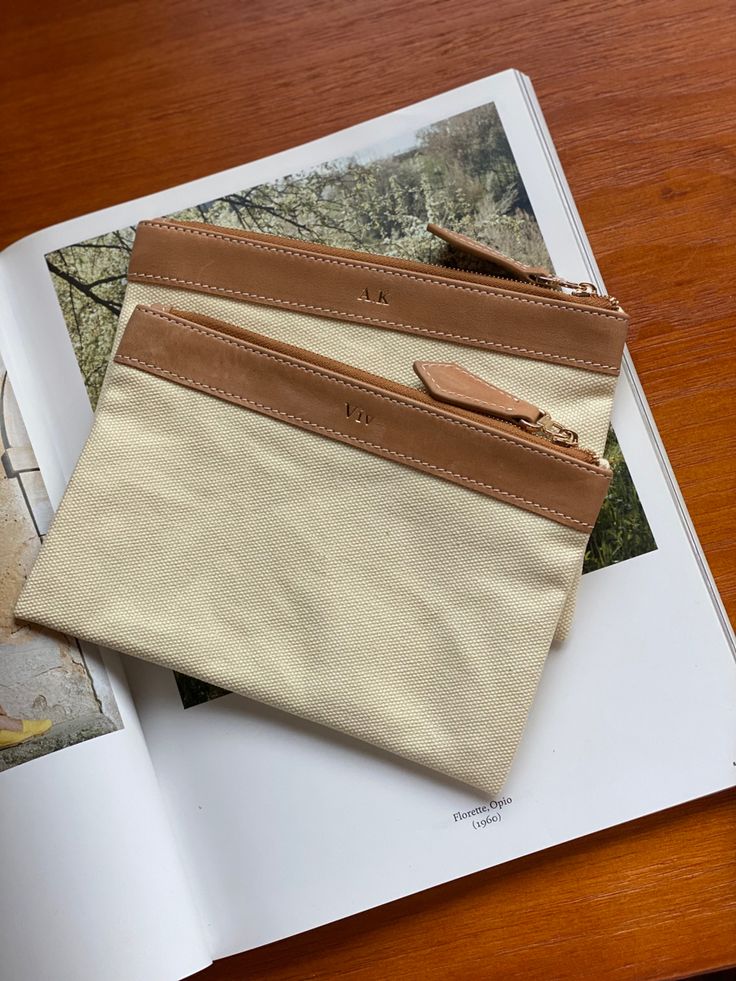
xmin=1 ymin=69 xmax=734 ymax=959
xmin=0 ymin=316 xmax=209 ymax=978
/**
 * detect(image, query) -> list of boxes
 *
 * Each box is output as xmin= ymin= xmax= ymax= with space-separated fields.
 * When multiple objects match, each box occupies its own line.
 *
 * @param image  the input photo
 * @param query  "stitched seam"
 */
xmin=115 ymin=353 xmax=594 ymax=531
xmin=418 ymin=363 xmax=522 ymax=414
xmin=447 ymin=230 xmax=531 ymax=270
xmin=136 ymin=220 xmax=625 ymax=324
xmin=453 ymin=363 xmax=521 ymax=402
xmin=131 ymin=309 xmax=607 ymax=478
xmin=129 ymin=270 xmax=619 ymax=372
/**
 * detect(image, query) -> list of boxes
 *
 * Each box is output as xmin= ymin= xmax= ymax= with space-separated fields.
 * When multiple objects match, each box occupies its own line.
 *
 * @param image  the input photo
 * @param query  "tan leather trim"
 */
xmin=126 ymin=220 xmax=628 ymax=376
xmin=413 ymin=361 xmax=543 ymax=424
xmin=114 ymin=305 xmax=611 ymax=532
xmin=426 ymin=223 xmax=549 ymax=281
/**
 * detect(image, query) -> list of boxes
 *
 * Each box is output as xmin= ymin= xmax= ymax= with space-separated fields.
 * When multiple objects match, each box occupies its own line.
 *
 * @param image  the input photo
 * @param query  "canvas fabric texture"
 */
xmin=115 ymin=283 xmax=615 ymax=639
xmin=117 ymin=283 xmax=618 ymax=454
xmin=17 ymin=349 xmax=588 ymax=795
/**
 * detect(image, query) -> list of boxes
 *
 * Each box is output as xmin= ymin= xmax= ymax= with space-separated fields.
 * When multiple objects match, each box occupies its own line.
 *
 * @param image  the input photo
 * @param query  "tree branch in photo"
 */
xmin=46 ymin=261 xmax=122 ymax=316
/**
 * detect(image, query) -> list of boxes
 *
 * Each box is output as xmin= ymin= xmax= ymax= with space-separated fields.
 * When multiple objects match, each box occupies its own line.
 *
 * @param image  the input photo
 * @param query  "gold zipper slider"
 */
xmin=413 ymin=361 xmax=579 ymax=448
xmin=530 ymin=274 xmax=597 ymax=297
xmin=521 ymin=413 xmax=578 ymax=448
xmin=530 ymin=273 xmax=620 ymax=309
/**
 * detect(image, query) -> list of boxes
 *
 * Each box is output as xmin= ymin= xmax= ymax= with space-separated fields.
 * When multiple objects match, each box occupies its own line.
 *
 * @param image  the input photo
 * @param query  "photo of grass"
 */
xmin=45 ymin=100 xmax=656 ymax=709
xmin=584 ymin=427 xmax=655 ymax=574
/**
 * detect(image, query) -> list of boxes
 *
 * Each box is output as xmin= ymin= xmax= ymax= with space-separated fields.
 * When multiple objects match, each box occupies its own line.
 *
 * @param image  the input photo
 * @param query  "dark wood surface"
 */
xmin=3 ymin=1 xmax=735 ymax=977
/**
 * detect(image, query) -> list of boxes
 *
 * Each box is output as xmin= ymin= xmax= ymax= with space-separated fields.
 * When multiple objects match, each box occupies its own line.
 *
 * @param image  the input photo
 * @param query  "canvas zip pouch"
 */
xmin=110 ymin=218 xmax=629 ymax=639
xmin=16 ymin=304 xmax=611 ymax=795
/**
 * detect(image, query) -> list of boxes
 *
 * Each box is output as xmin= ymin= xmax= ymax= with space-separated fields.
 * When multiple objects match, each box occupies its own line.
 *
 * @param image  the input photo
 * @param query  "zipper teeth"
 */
xmin=166 ymin=306 xmax=600 ymax=465
xmin=173 ymin=220 xmax=620 ymax=312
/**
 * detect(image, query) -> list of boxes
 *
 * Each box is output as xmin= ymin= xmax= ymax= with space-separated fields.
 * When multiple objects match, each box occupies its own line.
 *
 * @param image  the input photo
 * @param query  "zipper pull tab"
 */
xmin=413 ymin=361 xmax=579 ymax=448
xmin=414 ymin=360 xmax=542 ymax=423
xmin=426 ymin=223 xmax=619 ymax=307
xmin=427 ymin=223 xmax=550 ymax=283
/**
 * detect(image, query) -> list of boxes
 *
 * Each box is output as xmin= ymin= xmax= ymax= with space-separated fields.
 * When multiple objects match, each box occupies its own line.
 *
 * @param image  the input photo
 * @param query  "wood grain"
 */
xmin=2 ymin=0 xmax=734 ymax=977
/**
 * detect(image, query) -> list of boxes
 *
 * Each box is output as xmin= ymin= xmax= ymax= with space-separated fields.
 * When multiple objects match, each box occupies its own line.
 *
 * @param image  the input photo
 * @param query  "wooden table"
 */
xmin=3 ymin=1 xmax=735 ymax=977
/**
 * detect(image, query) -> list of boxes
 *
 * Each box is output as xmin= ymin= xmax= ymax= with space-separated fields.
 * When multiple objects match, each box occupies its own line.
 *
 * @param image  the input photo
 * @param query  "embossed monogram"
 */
xmin=358 ymin=287 xmax=390 ymax=305
xmin=345 ymin=403 xmax=373 ymax=425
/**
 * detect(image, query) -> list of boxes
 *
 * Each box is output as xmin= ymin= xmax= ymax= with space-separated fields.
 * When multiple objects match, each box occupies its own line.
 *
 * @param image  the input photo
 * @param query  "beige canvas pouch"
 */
xmin=16 ymin=305 xmax=611 ymax=795
xmin=111 ymin=219 xmax=628 ymax=639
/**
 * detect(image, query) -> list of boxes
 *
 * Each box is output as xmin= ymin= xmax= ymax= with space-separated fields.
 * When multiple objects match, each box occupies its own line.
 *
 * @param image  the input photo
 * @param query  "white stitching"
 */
xmin=417 ymin=363 xmax=522 ymax=414
xmin=453 ymin=363 xmax=520 ymax=402
xmin=131 ymin=309 xmax=607 ymax=478
xmin=130 ymin=220 xmax=623 ymax=370
xmin=455 ymin=364 xmax=521 ymax=405
xmin=130 ymin=270 xmax=619 ymax=372
xmin=138 ymin=221 xmax=623 ymax=323
xmin=116 ymin=352 xmax=594 ymax=532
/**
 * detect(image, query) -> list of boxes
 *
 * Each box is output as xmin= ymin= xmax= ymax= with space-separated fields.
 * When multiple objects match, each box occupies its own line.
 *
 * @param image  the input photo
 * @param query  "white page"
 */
xmin=0 ymin=660 xmax=211 ymax=981
xmin=1 ymin=68 xmax=734 ymax=959
xmin=0 ymin=298 xmax=209 ymax=979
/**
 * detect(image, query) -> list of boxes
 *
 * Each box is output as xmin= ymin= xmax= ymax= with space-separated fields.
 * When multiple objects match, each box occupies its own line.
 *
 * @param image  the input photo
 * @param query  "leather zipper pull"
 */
xmin=413 ymin=361 xmax=579 ymax=447
xmin=426 ymin=223 xmax=618 ymax=305
xmin=426 ymin=223 xmax=550 ymax=283
xmin=414 ymin=360 xmax=542 ymax=422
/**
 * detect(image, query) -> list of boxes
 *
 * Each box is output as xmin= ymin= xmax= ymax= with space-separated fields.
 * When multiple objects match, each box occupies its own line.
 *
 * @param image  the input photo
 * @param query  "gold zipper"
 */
xmin=530 ymin=273 xmax=619 ymax=307
xmin=158 ymin=305 xmax=601 ymax=466
xmin=412 ymin=360 xmax=582 ymax=451
xmin=172 ymin=220 xmax=623 ymax=313
xmin=425 ymin=223 xmax=621 ymax=309
xmin=520 ymin=413 xmax=579 ymax=448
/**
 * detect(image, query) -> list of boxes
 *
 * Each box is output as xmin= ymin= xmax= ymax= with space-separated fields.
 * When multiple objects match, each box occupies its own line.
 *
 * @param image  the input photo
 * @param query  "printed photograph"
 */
xmin=44 ymin=101 xmax=657 ymax=709
xmin=0 ymin=354 xmax=123 ymax=771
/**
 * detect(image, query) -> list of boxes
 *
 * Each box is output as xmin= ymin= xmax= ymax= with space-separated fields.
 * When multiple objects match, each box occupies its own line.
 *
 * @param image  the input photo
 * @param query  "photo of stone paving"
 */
xmin=0 ymin=354 xmax=122 ymax=771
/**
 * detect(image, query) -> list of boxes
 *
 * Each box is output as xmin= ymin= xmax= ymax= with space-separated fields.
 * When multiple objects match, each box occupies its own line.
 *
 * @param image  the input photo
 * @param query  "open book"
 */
xmin=1 ymin=69 xmax=734 ymax=981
